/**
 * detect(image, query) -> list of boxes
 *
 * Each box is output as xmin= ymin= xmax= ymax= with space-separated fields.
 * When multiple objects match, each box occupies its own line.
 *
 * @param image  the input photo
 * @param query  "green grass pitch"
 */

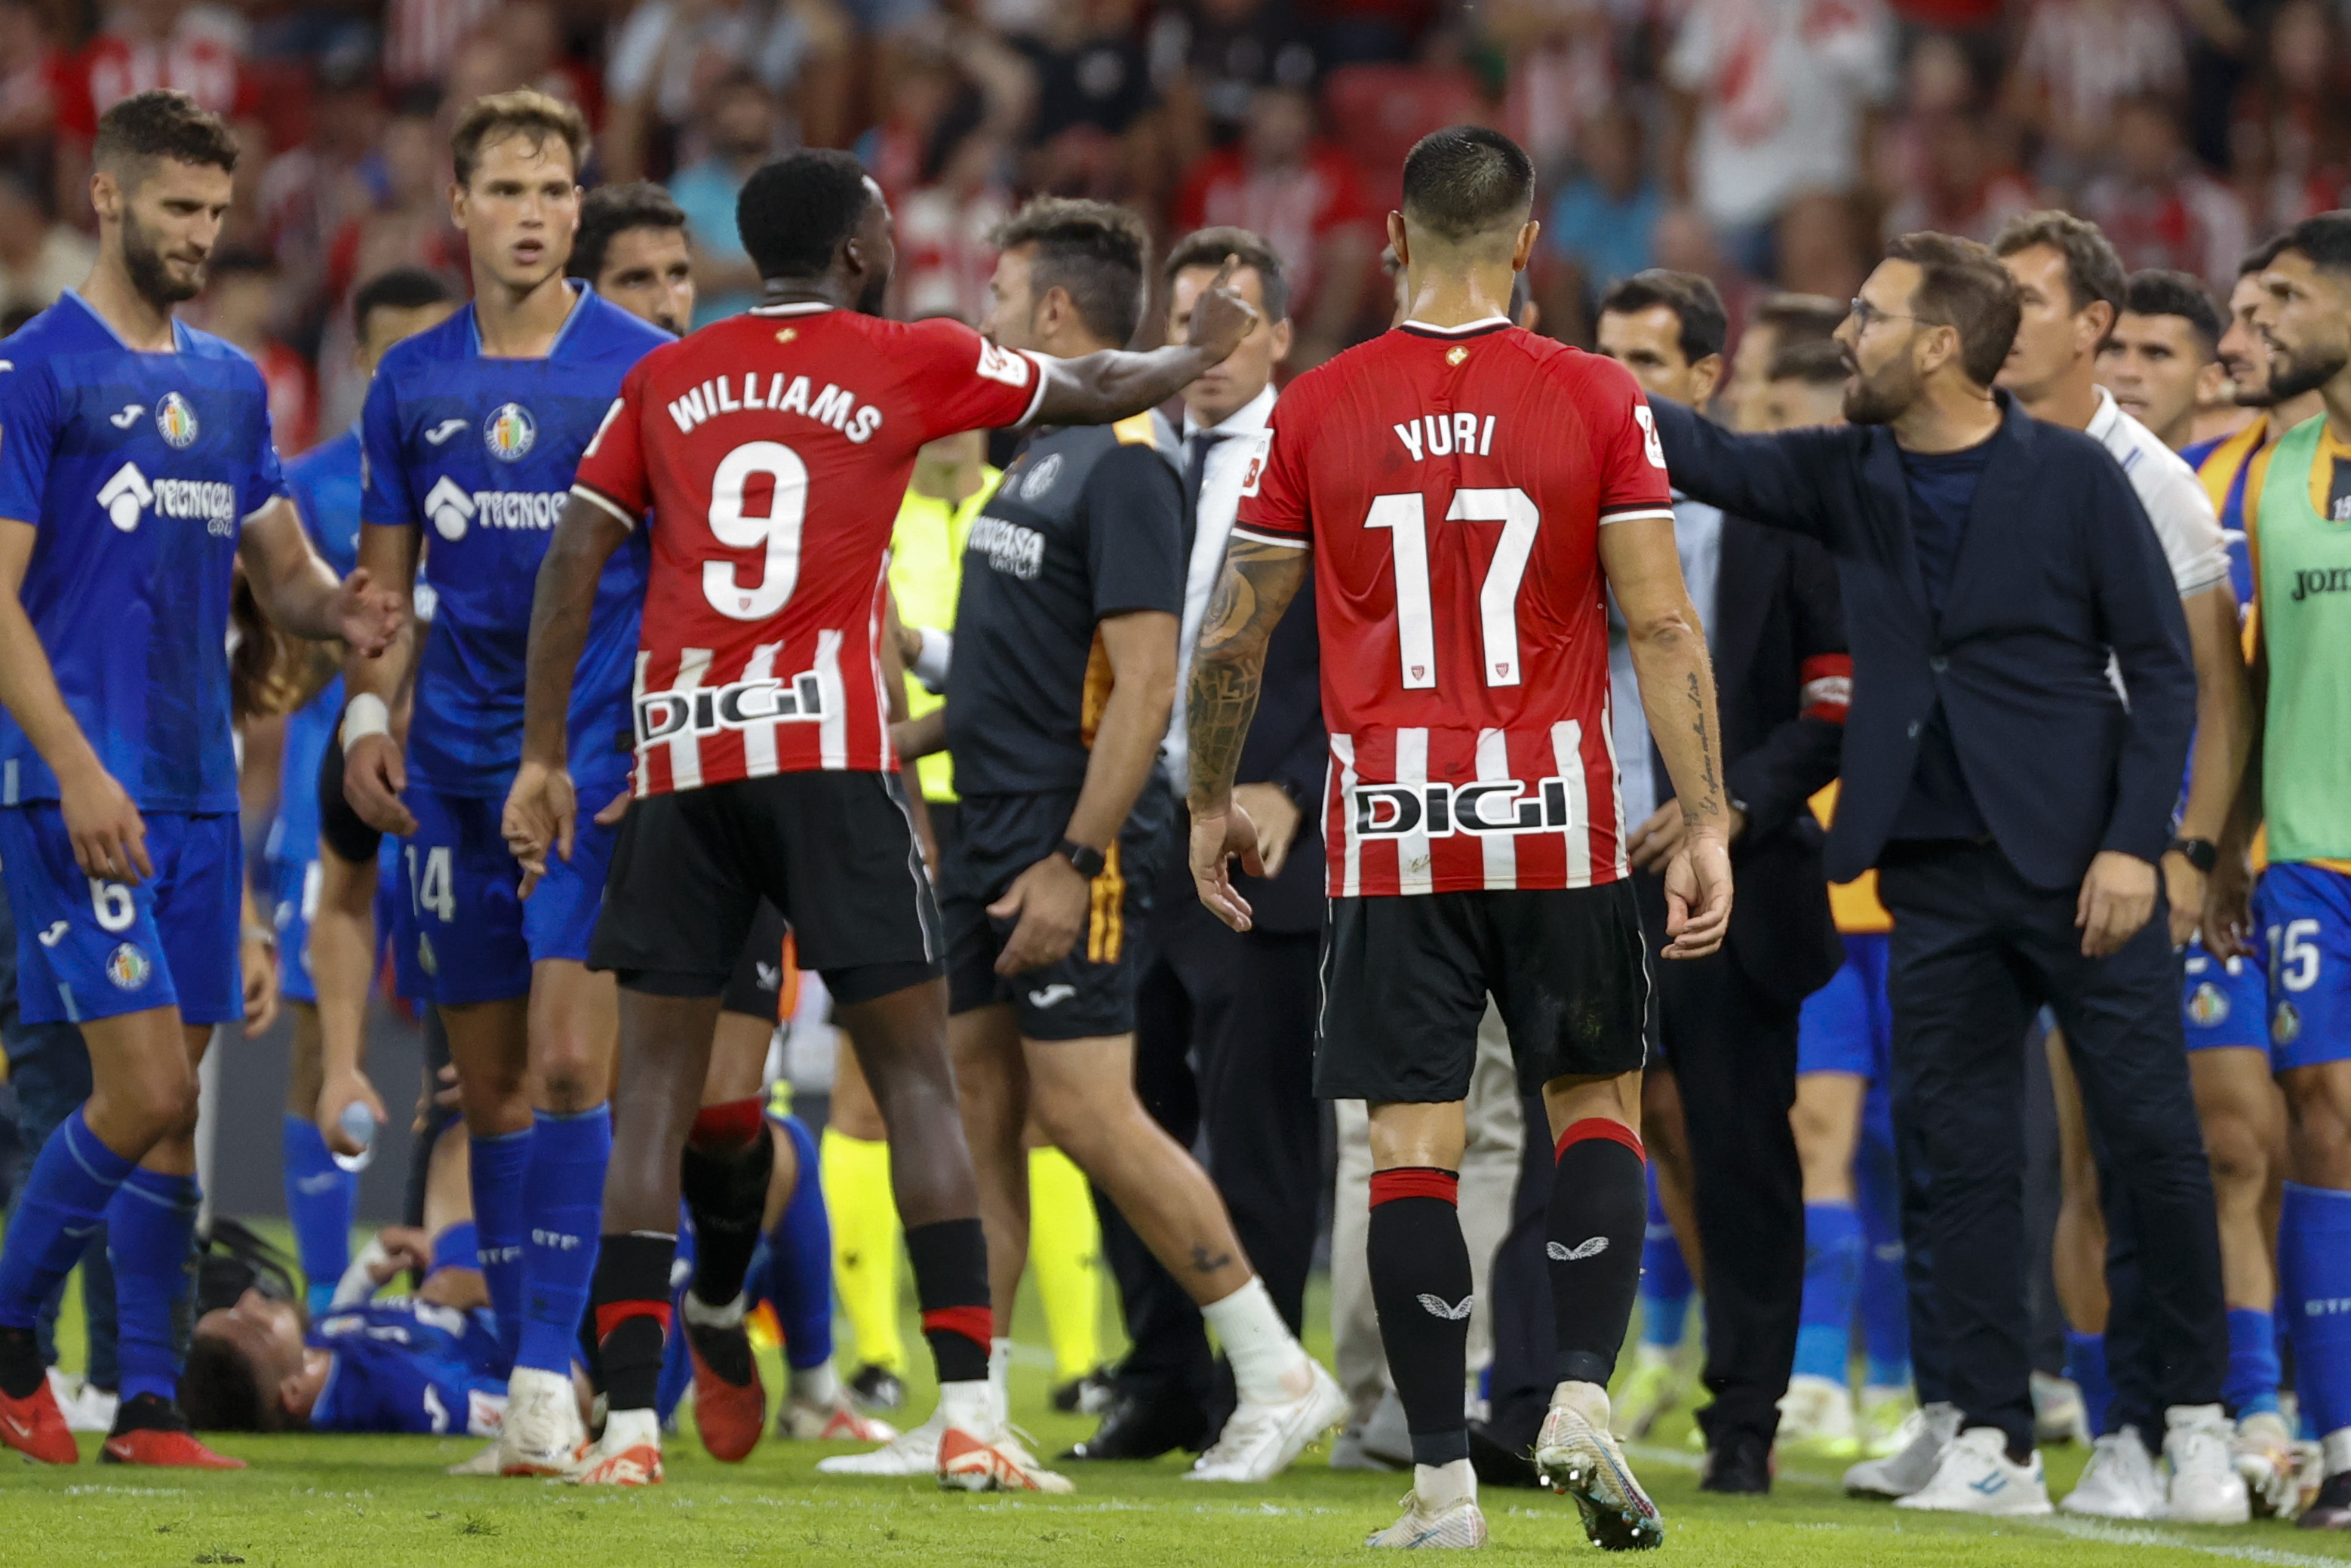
xmin=8 ymin=1227 xmax=2351 ymax=1566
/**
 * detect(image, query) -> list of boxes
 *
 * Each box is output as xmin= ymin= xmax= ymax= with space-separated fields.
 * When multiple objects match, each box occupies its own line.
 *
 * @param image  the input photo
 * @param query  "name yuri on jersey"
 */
xmin=1393 ymin=413 xmax=1499 ymax=462
xmin=665 ymin=371 xmax=883 ymax=445
xmin=1352 ymin=776 xmax=1579 ymax=838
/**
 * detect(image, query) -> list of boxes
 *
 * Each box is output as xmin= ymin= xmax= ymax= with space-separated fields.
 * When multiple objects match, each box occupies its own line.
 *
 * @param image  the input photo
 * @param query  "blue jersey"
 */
xmin=270 ymin=429 xmax=364 ymax=872
xmin=0 ymin=292 xmax=286 ymax=814
xmin=308 ymin=1297 xmax=507 ymax=1435
xmin=2182 ymin=429 xmax=2260 ymax=607
xmin=361 ymin=286 xmax=667 ymax=799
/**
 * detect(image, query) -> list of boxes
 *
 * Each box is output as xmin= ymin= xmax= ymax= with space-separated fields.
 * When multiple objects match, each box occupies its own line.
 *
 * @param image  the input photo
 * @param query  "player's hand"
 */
xmin=501 ymin=758 xmax=578 ymax=899
xmin=988 ymin=853 xmax=1092 ymax=973
xmin=1661 ymin=822 xmax=1732 ymax=959
xmin=239 ymin=929 xmax=280 ymax=1038
xmin=344 ymin=731 xmax=416 ymax=836
xmin=370 ymin=1225 xmax=432 ymax=1284
xmin=1229 ymin=784 xmax=1301 ymax=881
xmin=2076 ymin=850 xmax=2158 ymax=958
xmin=57 ymin=758 xmax=152 ymax=883
xmin=319 ymin=1067 xmax=388 ymax=1158
xmin=2160 ymin=848 xmax=2207 ymax=949
xmin=1184 ymin=255 xmax=1262 ymax=366
xmin=2203 ymin=849 xmax=2257 ymax=963
xmin=1190 ymin=802 xmax=1263 ymax=932
xmin=333 ymin=567 xmax=404 ymax=659
xmin=594 ymin=787 xmax=631 ymax=827
xmin=1629 ymin=799 xmax=1745 ymax=874
xmin=414 ymin=1062 xmax=462 ymax=1136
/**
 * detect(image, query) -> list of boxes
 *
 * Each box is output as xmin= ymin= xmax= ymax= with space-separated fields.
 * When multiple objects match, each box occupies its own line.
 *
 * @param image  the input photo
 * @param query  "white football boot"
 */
xmin=1896 ymin=1426 xmax=2053 ymax=1516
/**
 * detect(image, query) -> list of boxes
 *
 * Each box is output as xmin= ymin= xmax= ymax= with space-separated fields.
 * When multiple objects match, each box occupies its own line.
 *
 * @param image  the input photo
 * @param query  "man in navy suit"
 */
xmin=1648 ymin=232 xmax=2228 ymax=1518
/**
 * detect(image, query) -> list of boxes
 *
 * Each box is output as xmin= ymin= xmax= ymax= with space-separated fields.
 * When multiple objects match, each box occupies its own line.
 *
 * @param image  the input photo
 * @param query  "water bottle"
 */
xmin=333 ymin=1100 xmax=378 ymax=1173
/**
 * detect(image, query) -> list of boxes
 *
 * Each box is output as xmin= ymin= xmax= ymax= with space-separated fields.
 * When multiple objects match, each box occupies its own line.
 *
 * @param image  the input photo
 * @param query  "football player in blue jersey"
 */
xmin=0 ymin=89 xmax=402 ymax=1468
xmin=337 ymin=90 xmax=672 ymax=1477
xmin=269 ymin=268 xmax=459 ymax=1317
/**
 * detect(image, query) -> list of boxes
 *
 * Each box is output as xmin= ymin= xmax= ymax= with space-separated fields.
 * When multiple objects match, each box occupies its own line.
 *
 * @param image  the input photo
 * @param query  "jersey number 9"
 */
xmin=705 ymin=441 xmax=810 ymax=623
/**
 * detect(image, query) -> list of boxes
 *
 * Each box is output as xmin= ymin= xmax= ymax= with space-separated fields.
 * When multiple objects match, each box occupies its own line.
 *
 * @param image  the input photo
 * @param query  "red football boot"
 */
xmin=101 ymin=1394 xmax=244 ymax=1469
xmin=684 ymin=1314 xmax=766 ymax=1463
xmin=0 ymin=1366 xmax=78 ymax=1465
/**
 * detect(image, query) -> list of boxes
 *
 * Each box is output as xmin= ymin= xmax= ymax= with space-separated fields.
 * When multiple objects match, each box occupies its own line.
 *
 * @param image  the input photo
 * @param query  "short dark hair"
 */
xmin=1400 ymin=125 xmax=1535 ymax=244
xmin=94 ymin=90 xmax=239 ymax=180
xmin=450 ymin=89 xmax=589 ymax=189
xmin=1598 ymin=269 xmax=1729 ymax=364
xmin=1769 ymin=337 xmax=1850 ymax=386
xmin=2239 ymin=234 xmax=2290 ymax=277
xmin=1883 ymin=231 xmax=2021 ymax=387
xmin=572 ymin=181 xmax=687 ymax=283
xmin=2122 ymin=269 xmax=2223 ymax=358
xmin=736 ymin=149 xmax=871 ymax=281
xmin=179 ymin=1333 xmax=286 ymax=1434
xmin=1993 ymin=209 xmax=2126 ymax=320
xmin=2279 ymin=211 xmax=2351 ymax=275
xmin=991 ymin=197 xmax=1151 ymax=346
xmin=1753 ymin=292 xmax=1848 ymax=349
xmin=1165 ymin=225 xmax=1289 ymax=324
xmin=352 ymin=266 xmax=456 ymax=340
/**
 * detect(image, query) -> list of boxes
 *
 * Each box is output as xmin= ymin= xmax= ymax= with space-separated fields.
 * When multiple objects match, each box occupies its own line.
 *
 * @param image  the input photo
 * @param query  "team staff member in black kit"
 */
xmin=892 ymin=197 xmax=1343 ymax=1483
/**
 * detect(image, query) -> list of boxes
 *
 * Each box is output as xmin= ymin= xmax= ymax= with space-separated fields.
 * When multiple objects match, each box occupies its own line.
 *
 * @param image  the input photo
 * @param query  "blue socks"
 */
xmin=1639 ymin=1167 xmax=1692 ymax=1349
xmin=2282 ymin=1182 xmax=2351 ymax=1439
xmin=1793 ymin=1200 xmax=1863 ymax=1385
xmin=2227 ymin=1306 xmax=2283 ymax=1418
xmin=104 ymin=1167 xmax=199 ymax=1404
xmin=2067 ymin=1330 xmax=2113 ymax=1437
xmin=0 ymin=1109 xmax=134 ymax=1333
xmin=469 ymin=1125 xmax=533 ymax=1364
xmin=281 ymin=1112 xmax=355 ymax=1316
xmin=515 ymin=1106 xmax=610 ymax=1376
xmin=765 ymin=1115 xmax=832 ymax=1372
xmin=432 ymin=1221 xmax=478 ymax=1281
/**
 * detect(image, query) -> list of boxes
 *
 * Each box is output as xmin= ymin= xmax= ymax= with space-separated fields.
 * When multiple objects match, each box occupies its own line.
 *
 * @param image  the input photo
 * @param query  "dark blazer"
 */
xmin=1649 ymin=393 xmax=2195 ymax=892
xmin=1687 ymin=516 xmax=1848 ymax=1005
xmin=1228 ymin=583 xmax=1326 ymax=934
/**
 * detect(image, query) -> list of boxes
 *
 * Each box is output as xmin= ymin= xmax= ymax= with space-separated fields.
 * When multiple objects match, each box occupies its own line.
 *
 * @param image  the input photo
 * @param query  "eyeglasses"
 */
xmin=1849 ymin=297 xmax=1918 ymax=332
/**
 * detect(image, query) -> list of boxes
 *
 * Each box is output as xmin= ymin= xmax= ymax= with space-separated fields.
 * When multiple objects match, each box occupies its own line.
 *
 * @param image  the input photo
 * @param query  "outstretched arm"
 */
xmin=1601 ymin=515 xmax=1732 ymax=958
xmin=504 ymin=494 xmax=632 ymax=887
xmin=1646 ymin=397 xmax=1843 ymax=546
xmin=1186 ymin=537 xmax=1311 ymax=930
xmin=241 ymin=497 xmax=403 ymax=651
xmin=1028 ymin=257 xmax=1258 ymax=427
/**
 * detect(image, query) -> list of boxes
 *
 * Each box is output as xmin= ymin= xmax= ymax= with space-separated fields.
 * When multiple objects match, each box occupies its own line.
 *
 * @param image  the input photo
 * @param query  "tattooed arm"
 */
xmin=1598 ymin=514 xmax=1734 ymax=959
xmin=1186 ymin=535 xmax=1311 ymax=930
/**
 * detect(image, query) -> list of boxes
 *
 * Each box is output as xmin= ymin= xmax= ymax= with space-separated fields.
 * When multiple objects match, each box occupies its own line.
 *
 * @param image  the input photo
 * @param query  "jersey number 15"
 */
xmin=1366 ymin=486 xmax=1540 ymax=692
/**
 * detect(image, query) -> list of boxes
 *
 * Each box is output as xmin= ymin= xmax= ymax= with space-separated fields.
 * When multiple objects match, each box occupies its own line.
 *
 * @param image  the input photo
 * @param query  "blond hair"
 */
xmin=450 ymin=89 xmax=589 ymax=188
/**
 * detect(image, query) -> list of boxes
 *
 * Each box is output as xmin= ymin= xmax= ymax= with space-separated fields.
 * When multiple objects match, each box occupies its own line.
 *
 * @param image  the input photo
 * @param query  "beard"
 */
xmin=2266 ymin=340 xmax=2349 ymax=402
xmin=1842 ymin=355 xmax=1922 ymax=426
xmin=121 ymin=209 xmax=204 ymax=307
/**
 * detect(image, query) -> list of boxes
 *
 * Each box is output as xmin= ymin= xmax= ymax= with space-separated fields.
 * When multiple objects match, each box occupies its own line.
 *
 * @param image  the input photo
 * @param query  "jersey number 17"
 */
xmin=1366 ymin=484 xmax=1541 ymax=691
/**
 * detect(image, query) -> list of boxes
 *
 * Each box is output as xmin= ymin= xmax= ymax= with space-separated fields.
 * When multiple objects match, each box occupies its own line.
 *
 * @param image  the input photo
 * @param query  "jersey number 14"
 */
xmin=1366 ymin=486 xmax=1540 ymax=691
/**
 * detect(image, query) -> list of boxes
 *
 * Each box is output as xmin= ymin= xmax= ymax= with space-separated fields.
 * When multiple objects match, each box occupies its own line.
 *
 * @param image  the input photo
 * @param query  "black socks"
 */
xmin=905 ymin=1218 xmax=992 ymax=1385
xmin=681 ymin=1099 xmax=774 ymax=1310
xmin=1547 ymin=1120 xmax=1648 ymax=1389
xmin=1367 ymin=1167 xmax=1473 ymax=1468
xmin=590 ymin=1230 xmax=676 ymax=1412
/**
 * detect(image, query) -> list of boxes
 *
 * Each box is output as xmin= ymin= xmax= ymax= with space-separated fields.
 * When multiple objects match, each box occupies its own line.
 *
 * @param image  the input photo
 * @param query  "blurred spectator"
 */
xmin=198 ymin=250 xmax=318 ymax=455
xmin=1773 ymin=190 xmax=1869 ymax=302
xmin=1485 ymin=0 xmax=1621 ymax=177
xmin=604 ymin=0 xmax=848 ymax=182
xmin=257 ymin=57 xmax=386 ymax=345
xmin=1172 ymin=82 xmax=1372 ymax=366
xmin=1879 ymin=108 xmax=2036 ymax=244
xmin=52 ymin=0 xmax=262 ymax=218
xmin=1651 ymin=202 xmax=1757 ymax=346
xmin=895 ymin=96 xmax=1016 ymax=319
xmin=1723 ymin=289 xmax=1843 ymax=432
xmin=322 ymin=100 xmax=463 ymax=318
xmin=856 ymin=26 xmax=1034 ymax=208
xmin=0 ymin=170 xmax=91 ymax=320
xmin=1537 ymin=100 xmax=1662 ymax=346
xmin=668 ymin=71 xmax=785 ymax=325
xmin=2228 ymin=0 xmax=2350 ymax=236
xmin=2081 ymin=94 xmax=2249 ymax=292
xmin=0 ymin=0 xmax=58 ymax=174
xmin=1149 ymin=0 xmax=1317 ymax=164
xmin=1665 ymin=0 xmax=1894 ymax=273
xmin=497 ymin=0 xmax=604 ymax=125
xmin=2007 ymin=0 xmax=2185 ymax=182
xmin=384 ymin=0 xmax=496 ymax=89
xmin=1016 ymin=0 xmax=1160 ymax=201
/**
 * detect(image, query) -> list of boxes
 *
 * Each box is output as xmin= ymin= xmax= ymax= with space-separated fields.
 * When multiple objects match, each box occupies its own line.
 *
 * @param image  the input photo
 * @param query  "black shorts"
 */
xmin=942 ymin=784 xmax=1170 ymax=1042
xmin=720 ymin=901 xmax=791 ymax=1021
xmin=314 ymin=712 xmax=384 ymax=866
xmin=1315 ymin=882 xmax=1651 ymax=1103
xmin=589 ymin=772 xmax=942 ymax=1007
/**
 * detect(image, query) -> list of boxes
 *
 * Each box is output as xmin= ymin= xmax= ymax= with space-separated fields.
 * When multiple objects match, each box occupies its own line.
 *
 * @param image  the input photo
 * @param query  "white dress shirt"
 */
xmin=1608 ymin=493 xmax=1723 ymax=818
xmin=1163 ymin=383 xmax=1279 ymax=792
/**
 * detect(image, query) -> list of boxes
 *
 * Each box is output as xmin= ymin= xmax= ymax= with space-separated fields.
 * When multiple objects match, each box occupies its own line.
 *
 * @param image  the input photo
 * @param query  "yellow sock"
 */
xmin=821 ymin=1127 xmax=905 ymax=1375
xmin=1027 ymin=1145 xmax=1104 ymax=1383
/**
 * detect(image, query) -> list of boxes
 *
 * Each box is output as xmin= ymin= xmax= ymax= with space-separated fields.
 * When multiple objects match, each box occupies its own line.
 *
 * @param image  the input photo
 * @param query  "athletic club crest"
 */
xmin=154 ymin=392 xmax=198 ymax=448
xmin=105 ymin=942 xmax=150 ymax=991
xmin=483 ymin=402 xmax=536 ymax=462
xmin=2187 ymin=981 xmax=2229 ymax=1028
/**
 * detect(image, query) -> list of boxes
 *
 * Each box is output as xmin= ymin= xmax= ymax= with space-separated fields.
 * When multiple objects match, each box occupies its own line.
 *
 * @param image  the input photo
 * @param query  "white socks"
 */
xmin=939 ymin=1378 xmax=994 ymax=1433
xmin=1551 ymin=1379 xmax=1612 ymax=1428
xmin=604 ymin=1407 xmax=659 ymax=1449
xmin=1416 ymin=1458 xmax=1477 ymax=1511
xmin=681 ymin=1290 xmax=746 ymax=1330
xmin=1202 ymin=1275 xmax=1311 ymax=1404
xmin=2324 ymin=1426 xmax=2351 ymax=1477
xmin=790 ymin=1361 xmax=842 ymax=1407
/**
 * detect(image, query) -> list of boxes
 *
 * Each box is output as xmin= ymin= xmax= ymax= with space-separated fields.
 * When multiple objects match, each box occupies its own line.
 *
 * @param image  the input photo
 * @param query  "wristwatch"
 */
xmin=2168 ymin=836 xmax=2218 ymax=873
xmin=1056 ymin=839 xmax=1107 ymax=879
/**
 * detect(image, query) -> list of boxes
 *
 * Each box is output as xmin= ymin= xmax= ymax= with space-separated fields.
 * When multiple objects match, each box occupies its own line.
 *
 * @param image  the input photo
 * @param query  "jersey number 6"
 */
xmin=1366 ymin=487 xmax=1540 ymax=692
xmin=705 ymin=440 xmax=809 ymax=622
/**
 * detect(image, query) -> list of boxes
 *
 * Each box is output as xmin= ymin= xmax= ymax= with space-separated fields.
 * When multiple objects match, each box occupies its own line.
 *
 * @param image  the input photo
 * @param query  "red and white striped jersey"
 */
xmin=1233 ymin=318 xmax=1673 ymax=896
xmin=571 ymin=305 xmax=1047 ymax=797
